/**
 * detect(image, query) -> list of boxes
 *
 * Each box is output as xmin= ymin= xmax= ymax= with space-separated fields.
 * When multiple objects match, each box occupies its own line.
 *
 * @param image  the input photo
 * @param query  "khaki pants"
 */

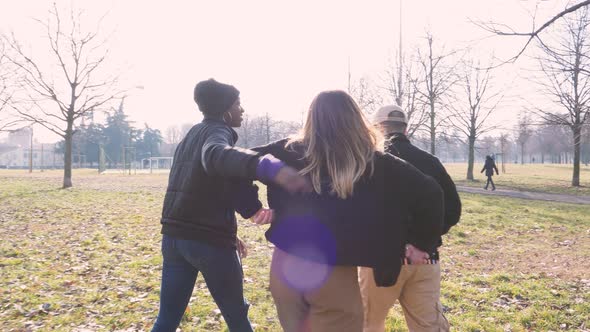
xmin=270 ymin=248 xmax=364 ymax=332
xmin=359 ymin=265 xmax=449 ymax=332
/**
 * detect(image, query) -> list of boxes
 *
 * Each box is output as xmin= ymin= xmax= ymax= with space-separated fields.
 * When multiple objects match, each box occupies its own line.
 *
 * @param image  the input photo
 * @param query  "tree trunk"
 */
xmin=572 ymin=125 xmax=581 ymax=186
xmin=520 ymin=143 xmax=525 ymax=164
xmin=430 ymin=102 xmax=436 ymax=155
xmin=466 ymin=136 xmax=475 ymax=180
xmin=63 ymin=123 xmax=73 ymax=188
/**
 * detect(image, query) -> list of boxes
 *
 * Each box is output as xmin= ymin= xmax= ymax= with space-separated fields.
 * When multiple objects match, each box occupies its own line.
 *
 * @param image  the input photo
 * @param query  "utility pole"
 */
xmin=397 ymin=0 xmax=403 ymax=106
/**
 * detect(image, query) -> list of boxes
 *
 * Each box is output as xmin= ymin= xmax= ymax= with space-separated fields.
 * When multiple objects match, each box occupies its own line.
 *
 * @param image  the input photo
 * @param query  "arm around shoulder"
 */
xmin=201 ymin=126 xmax=260 ymax=179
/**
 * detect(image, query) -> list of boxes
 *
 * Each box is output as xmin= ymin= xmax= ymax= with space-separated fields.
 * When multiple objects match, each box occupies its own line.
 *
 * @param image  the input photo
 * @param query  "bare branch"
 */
xmin=3 ymin=5 xmax=122 ymax=188
xmin=413 ymin=31 xmax=460 ymax=154
xmin=473 ymin=1 xmax=590 ymax=65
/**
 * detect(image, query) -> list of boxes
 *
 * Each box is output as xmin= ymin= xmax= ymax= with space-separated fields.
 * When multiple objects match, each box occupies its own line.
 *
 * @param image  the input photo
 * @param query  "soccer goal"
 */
xmin=140 ymin=157 xmax=173 ymax=173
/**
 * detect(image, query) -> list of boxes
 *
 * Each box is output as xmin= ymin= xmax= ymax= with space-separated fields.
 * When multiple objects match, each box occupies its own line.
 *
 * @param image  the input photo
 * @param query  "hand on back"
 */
xmin=405 ymin=244 xmax=430 ymax=265
xmin=251 ymin=208 xmax=274 ymax=225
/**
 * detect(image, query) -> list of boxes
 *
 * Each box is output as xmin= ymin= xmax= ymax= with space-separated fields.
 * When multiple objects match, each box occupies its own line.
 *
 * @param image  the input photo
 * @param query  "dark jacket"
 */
xmin=481 ymin=157 xmax=499 ymax=177
xmin=386 ymin=133 xmax=462 ymax=239
xmin=160 ymin=118 xmax=262 ymax=248
xmin=253 ymin=139 xmax=444 ymax=286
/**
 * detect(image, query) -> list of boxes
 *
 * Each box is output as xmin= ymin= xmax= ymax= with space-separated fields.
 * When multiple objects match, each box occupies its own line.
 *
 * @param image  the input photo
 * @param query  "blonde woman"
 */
xmin=252 ymin=90 xmax=444 ymax=332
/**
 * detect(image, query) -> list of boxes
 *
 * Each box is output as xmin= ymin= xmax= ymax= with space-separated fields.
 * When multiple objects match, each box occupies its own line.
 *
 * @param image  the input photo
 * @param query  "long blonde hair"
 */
xmin=287 ymin=90 xmax=384 ymax=199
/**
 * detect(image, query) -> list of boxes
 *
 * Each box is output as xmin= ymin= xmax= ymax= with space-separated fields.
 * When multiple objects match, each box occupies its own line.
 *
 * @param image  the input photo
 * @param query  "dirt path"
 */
xmin=457 ymin=185 xmax=590 ymax=205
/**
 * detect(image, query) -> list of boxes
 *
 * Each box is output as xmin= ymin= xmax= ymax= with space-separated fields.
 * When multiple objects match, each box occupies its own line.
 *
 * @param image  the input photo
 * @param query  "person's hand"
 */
xmin=405 ymin=244 xmax=429 ymax=265
xmin=274 ymin=166 xmax=313 ymax=194
xmin=237 ymin=237 xmax=248 ymax=259
xmin=251 ymin=208 xmax=274 ymax=225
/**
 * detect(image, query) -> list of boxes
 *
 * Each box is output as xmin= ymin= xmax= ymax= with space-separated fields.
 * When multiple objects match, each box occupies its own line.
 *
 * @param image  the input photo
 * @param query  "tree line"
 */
xmin=54 ymin=100 xmax=163 ymax=168
xmin=347 ymin=5 xmax=590 ymax=186
xmin=1 ymin=2 xmax=589 ymax=187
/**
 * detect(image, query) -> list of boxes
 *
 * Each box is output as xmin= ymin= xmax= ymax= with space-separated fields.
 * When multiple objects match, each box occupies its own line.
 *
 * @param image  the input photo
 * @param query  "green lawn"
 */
xmin=0 ymin=170 xmax=589 ymax=331
xmin=444 ymin=163 xmax=590 ymax=196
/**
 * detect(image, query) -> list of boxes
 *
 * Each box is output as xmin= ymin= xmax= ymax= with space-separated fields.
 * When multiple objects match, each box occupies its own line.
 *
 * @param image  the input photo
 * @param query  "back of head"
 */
xmin=290 ymin=90 xmax=384 ymax=199
xmin=193 ymin=78 xmax=240 ymax=117
xmin=373 ymin=104 xmax=407 ymax=134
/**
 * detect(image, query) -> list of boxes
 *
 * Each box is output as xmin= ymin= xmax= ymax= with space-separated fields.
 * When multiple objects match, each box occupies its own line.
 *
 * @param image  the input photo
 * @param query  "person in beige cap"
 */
xmin=359 ymin=104 xmax=461 ymax=332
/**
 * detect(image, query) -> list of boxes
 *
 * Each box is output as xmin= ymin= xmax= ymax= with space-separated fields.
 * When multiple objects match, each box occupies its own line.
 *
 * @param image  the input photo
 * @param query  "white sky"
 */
xmin=0 ymin=0 xmax=573 ymax=143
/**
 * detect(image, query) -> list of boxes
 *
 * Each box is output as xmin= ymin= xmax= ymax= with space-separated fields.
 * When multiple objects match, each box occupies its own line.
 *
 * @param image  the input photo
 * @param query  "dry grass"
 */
xmin=0 ymin=170 xmax=589 ymax=331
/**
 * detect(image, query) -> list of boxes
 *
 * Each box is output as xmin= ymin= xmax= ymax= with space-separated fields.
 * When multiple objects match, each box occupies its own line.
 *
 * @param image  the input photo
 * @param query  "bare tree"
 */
xmin=236 ymin=115 xmax=267 ymax=148
xmin=498 ymin=133 xmax=510 ymax=173
xmin=0 ymin=40 xmax=21 ymax=132
xmin=583 ymin=123 xmax=590 ymax=164
xmin=383 ymin=56 xmax=428 ymax=138
xmin=475 ymin=1 xmax=590 ymax=65
xmin=533 ymin=7 xmax=590 ymax=186
xmin=179 ymin=123 xmax=193 ymax=139
xmin=384 ymin=51 xmax=405 ymax=107
xmin=264 ymin=113 xmax=273 ymax=144
xmin=349 ymin=76 xmax=383 ymax=115
xmin=235 ymin=114 xmax=300 ymax=148
xmin=4 ymin=5 xmax=122 ymax=188
xmin=414 ymin=32 xmax=460 ymax=155
xmin=448 ymin=60 xmax=501 ymax=180
xmin=165 ymin=125 xmax=181 ymax=145
xmin=516 ymin=113 xmax=534 ymax=164
xmin=240 ymin=114 xmax=251 ymax=148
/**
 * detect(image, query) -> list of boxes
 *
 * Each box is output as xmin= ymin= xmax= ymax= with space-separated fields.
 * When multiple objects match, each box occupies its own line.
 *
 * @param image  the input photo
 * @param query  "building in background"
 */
xmin=0 ymin=127 xmax=63 ymax=169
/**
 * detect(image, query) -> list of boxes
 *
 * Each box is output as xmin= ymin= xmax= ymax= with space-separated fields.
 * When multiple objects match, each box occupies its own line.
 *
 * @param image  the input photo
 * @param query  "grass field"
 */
xmin=444 ymin=163 xmax=590 ymax=196
xmin=1 ymin=170 xmax=589 ymax=331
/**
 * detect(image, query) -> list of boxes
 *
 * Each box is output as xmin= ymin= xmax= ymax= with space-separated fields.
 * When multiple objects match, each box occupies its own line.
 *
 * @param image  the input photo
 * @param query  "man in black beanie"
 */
xmin=194 ymin=79 xmax=240 ymax=120
xmin=152 ymin=79 xmax=311 ymax=332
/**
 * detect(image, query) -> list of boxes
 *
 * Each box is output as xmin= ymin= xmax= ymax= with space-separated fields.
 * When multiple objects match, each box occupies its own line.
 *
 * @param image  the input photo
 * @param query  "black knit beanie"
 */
xmin=193 ymin=79 xmax=240 ymax=116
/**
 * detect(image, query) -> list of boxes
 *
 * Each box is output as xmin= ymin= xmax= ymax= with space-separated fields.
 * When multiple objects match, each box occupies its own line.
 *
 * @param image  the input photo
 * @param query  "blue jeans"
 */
xmin=152 ymin=235 xmax=253 ymax=332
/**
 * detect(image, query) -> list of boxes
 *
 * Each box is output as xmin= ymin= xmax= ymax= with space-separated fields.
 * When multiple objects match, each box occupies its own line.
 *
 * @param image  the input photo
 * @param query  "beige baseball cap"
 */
xmin=372 ymin=105 xmax=407 ymax=125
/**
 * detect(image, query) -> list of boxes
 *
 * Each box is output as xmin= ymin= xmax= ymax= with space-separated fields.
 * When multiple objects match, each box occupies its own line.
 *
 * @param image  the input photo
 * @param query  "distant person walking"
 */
xmin=151 ymin=79 xmax=311 ymax=332
xmin=481 ymin=154 xmax=499 ymax=191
